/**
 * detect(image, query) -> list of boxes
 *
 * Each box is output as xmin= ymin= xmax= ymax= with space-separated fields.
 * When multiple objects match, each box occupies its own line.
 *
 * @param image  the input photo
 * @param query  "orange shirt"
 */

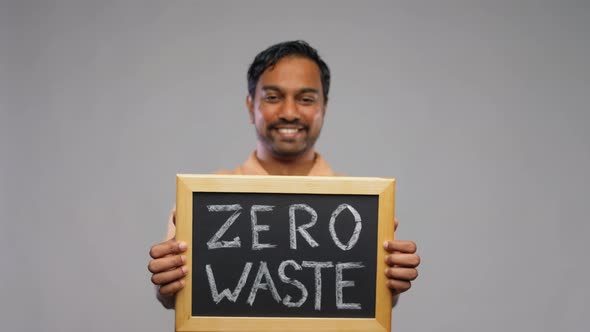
xmin=216 ymin=151 xmax=336 ymax=176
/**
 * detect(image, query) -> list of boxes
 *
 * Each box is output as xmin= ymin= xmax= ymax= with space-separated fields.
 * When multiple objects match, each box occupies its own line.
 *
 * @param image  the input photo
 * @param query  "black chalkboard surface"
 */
xmin=192 ymin=192 xmax=378 ymax=318
xmin=175 ymin=175 xmax=395 ymax=332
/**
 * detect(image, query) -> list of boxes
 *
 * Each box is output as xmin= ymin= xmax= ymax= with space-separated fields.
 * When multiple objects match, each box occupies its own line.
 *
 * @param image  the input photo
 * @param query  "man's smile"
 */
xmin=269 ymin=124 xmax=308 ymax=140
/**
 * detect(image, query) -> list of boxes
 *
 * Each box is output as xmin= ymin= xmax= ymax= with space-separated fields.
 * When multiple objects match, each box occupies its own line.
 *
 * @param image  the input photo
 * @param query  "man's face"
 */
xmin=247 ymin=56 xmax=326 ymax=159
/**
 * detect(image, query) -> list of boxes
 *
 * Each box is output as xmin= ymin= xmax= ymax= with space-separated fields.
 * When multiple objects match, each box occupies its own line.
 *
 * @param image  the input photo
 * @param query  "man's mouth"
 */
xmin=270 ymin=124 xmax=307 ymax=139
xmin=277 ymin=127 xmax=301 ymax=134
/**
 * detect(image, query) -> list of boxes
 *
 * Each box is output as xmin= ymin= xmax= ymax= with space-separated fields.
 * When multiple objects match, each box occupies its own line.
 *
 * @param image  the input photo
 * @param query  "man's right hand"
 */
xmin=148 ymin=239 xmax=188 ymax=307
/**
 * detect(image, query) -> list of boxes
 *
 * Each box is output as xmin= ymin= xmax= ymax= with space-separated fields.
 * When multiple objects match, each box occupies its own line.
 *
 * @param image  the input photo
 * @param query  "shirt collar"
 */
xmin=237 ymin=151 xmax=336 ymax=176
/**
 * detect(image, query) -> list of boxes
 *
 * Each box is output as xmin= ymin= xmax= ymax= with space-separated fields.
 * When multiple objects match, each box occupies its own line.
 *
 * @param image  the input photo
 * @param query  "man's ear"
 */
xmin=246 ymin=95 xmax=254 ymax=123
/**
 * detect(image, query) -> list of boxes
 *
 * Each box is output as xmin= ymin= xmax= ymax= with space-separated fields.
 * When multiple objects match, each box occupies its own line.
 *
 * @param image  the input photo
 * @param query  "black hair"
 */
xmin=247 ymin=40 xmax=331 ymax=103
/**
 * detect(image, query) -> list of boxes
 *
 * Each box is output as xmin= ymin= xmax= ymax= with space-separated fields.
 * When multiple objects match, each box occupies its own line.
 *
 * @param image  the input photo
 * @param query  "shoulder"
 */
xmin=214 ymin=167 xmax=242 ymax=175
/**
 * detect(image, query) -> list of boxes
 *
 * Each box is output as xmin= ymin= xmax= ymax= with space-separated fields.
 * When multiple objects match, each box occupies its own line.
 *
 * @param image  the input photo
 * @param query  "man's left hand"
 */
xmin=384 ymin=218 xmax=420 ymax=297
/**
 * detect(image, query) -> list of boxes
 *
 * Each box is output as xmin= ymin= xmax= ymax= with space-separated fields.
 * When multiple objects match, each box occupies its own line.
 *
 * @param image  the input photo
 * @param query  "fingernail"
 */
xmin=180 ymin=255 xmax=186 ymax=263
xmin=178 ymin=242 xmax=187 ymax=250
xmin=383 ymin=241 xmax=389 ymax=250
xmin=180 ymin=279 xmax=185 ymax=286
xmin=181 ymin=266 xmax=188 ymax=274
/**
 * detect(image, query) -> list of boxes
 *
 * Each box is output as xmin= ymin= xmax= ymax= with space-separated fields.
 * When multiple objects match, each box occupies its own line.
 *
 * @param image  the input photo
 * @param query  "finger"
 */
xmin=386 ymin=279 xmax=411 ymax=295
xmin=383 ymin=240 xmax=417 ymax=253
xmin=385 ymin=267 xmax=419 ymax=281
xmin=148 ymin=254 xmax=186 ymax=274
xmin=385 ymin=253 xmax=421 ymax=267
xmin=151 ymin=266 xmax=189 ymax=286
xmin=149 ymin=240 xmax=187 ymax=259
xmin=394 ymin=217 xmax=399 ymax=231
xmin=158 ymin=279 xmax=186 ymax=296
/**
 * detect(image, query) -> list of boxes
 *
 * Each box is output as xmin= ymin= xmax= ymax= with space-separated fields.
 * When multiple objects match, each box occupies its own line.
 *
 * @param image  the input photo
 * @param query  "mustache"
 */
xmin=267 ymin=119 xmax=309 ymax=130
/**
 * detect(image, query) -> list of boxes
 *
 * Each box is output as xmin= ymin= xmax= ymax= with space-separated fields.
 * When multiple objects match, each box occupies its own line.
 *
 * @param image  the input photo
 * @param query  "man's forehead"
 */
xmin=257 ymin=57 xmax=322 ymax=90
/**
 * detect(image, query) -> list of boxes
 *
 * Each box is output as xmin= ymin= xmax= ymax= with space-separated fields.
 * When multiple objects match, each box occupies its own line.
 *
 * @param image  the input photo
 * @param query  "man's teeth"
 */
xmin=278 ymin=128 xmax=299 ymax=134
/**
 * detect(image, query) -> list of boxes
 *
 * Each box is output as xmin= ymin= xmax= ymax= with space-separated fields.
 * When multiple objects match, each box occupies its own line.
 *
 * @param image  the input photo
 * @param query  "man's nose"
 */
xmin=279 ymin=97 xmax=300 ymax=121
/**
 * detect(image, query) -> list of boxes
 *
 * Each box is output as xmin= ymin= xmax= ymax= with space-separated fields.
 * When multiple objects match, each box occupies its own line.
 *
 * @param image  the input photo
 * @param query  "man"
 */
xmin=148 ymin=40 xmax=420 ymax=309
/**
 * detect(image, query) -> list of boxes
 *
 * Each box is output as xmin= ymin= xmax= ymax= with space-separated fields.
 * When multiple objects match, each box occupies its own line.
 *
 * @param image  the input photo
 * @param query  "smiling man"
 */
xmin=148 ymin=40 xmax=420 ymax=309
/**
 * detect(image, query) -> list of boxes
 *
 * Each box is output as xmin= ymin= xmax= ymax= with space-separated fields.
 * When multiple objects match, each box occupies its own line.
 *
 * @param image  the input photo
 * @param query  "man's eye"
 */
xmin=300 ymin=97 xmax=316 ymax=104
xmin=264 ymin=95 xmax=280 ymax=102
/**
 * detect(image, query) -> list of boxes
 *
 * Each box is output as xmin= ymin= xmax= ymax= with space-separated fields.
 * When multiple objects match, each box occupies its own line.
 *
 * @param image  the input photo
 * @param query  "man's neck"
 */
xmin=255 ymin=147 xmax=317 ymax=176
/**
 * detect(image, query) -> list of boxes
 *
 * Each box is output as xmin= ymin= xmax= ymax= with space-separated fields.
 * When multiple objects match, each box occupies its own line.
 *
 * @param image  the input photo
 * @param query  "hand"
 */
xmin=148 ymin=239 xmax=189 ymax=304
xmin=383 ymin=218 xmax=420 ymax=297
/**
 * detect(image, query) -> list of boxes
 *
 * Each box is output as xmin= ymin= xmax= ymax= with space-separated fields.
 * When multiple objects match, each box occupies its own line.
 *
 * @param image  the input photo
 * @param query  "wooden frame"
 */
xmin=175 ymin=174 xmax=395 ymax=332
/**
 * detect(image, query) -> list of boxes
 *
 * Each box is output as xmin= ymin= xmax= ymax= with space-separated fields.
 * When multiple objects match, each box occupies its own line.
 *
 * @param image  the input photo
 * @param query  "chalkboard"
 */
xmin=175 ymin=175 xmax=395 ymax=332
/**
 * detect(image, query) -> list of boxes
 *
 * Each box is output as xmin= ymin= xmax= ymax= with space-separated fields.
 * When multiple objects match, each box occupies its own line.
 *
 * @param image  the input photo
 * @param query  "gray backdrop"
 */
xmin=1 ymin=0 xmax=589 ymax=331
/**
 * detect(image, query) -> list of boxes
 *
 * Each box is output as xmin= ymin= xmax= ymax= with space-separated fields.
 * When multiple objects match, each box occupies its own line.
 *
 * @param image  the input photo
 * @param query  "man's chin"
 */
xmin=270 ymin=145 xmax=309 ymax=160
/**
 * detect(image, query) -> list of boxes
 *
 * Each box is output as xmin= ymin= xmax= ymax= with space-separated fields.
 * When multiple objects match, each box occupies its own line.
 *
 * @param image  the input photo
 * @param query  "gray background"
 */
xmin=1 ymin=0 xmax=589 ymax=331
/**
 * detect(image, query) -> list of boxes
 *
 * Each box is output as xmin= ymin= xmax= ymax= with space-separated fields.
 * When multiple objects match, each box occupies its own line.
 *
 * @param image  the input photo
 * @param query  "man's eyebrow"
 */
xmin=261 ymin=86 xmax=320 ymax=95
xmin=298 ymin=88 xmax=320 ymax=95
xmin=261 ymin=85 xmax=283 ymax=93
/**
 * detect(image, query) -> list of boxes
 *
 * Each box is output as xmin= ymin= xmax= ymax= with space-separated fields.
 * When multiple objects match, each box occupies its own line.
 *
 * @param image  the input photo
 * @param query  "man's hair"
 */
xmin=247 ymin=40 xmax=331 ymax=103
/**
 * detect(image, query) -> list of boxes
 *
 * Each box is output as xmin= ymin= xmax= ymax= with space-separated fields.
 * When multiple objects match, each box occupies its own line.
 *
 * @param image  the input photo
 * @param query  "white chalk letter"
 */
xmin=289 ymin=204 xmax=319 ymax=249
xmin=329 ymin=204 xmax=362 ymax=251
xmin=302 ymin=261 xmax=334 ymax=311
xmin=278 ymin=260 xmax=308 ymax=307
xmin=335 ymin=262 xmax=364 ymax=310
xmin=206 ymin=204 xmax=242 ymax=249
xmin=247 ymin=261 xmax=282 ymax=306
xmin=206 ymin=262 xmax=252 ymax=304
xmin=250 ymin=205 xmax=277 ymax=250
